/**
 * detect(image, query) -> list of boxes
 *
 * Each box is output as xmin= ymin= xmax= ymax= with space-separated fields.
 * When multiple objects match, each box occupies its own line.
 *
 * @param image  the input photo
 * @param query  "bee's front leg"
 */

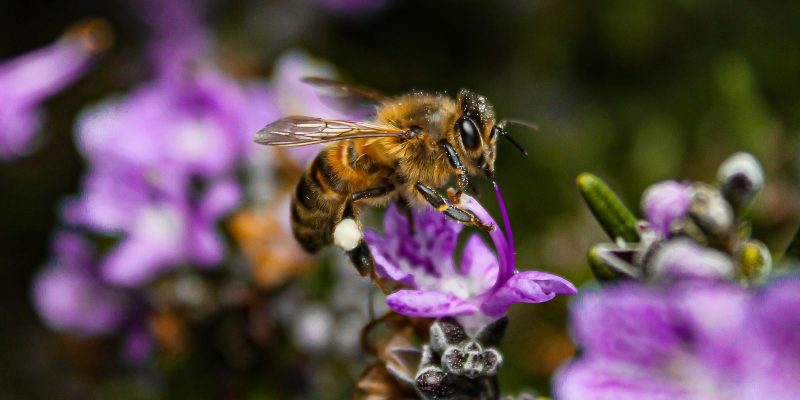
xmin=414 ymin=182 xmax=492 ymax=231
xmin=440 ymin=141 xmax=469 ymax=204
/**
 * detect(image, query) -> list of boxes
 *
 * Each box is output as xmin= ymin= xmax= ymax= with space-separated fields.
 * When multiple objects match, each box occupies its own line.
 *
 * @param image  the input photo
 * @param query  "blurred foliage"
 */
xmin=2 ymin=0 xmax=800 ymax=398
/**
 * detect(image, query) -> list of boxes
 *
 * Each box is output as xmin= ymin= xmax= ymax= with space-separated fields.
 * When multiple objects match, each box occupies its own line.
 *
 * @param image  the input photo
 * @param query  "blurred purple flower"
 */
xmin=62 ymin=65 xmax=276 ymax=286
xmin=641 ymin=180 xmax=691 ymax=237
xmin=646 ymin=238 xmax=735 ymax=282
xmin=135 ymin=0 xmax=208 ymax=79
xmin=555 ymin=278 xmax=800 ymax=400
xmin=32 ymin=231 xmax=130 ymax=336
xmin=0 ymin=20 xmax=109 ymax=160
xmin=365 ymin=184 xmax=576 ymax=321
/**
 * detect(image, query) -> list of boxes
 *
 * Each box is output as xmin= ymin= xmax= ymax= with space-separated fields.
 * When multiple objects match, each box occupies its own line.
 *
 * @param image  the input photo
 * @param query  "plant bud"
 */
xmin=717 ymin=152 xmax=764 ymax=211
xmin=736 ymin=239 xmax=772 ymax=285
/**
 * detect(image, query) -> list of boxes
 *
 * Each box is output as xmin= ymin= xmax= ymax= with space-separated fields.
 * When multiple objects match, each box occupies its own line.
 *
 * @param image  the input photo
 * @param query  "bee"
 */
xmin=254 ymin=78 xmax=530 ymax=288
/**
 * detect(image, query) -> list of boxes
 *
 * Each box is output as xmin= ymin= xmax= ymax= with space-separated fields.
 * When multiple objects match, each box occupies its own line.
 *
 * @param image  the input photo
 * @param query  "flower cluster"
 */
xmin=584 ymin=152 xmax=770 ymax=285
xmin=556 ymin=153 xmax=800 ymax=399
xmin=555 ymin=278 xmax=800 ymax=399
xmin=29 ymin=0 xmax=353 ymax=363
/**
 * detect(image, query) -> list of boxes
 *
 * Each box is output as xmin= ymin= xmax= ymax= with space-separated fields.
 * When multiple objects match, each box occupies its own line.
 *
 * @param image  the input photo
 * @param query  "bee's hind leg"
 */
xmin=335 ymin=196 xmax=391 ymax=294
xmin=414 ymin=182 xmax=492 ymax=231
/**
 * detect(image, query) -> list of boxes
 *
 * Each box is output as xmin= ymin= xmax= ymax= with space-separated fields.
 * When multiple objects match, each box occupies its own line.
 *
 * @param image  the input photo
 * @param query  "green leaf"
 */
xmin=576 ymin=173 xmax=640 ymax=243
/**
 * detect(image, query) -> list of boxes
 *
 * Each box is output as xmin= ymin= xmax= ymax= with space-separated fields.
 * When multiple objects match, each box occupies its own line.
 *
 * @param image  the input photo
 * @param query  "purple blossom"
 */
xmin=365 ymin=183 xmax=576 ymax=321
xmin=0 ymin=20 xmax=109 ymax=159
xmin=646 ymin=238 xmax=735 ymax=282
xmin=641 ymin=180 xmax=691 ymax=237
xmin=32 ymin=232 xmax=130 ymax=336
xmin=554 ymin=279 xmax=800 ymax=400
xmin=62 ymin=68 xmax=260 ymax=286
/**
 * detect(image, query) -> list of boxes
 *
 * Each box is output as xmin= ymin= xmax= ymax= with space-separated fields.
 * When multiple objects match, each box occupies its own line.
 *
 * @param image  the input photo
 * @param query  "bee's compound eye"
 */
xmin=458 ymin=118 xmax=481 ymax=150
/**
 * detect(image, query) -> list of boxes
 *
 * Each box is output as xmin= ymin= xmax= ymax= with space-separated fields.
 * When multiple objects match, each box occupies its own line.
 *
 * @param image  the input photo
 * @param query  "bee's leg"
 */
xmin=336 ymin=201 xmax=389 ymax=294
xmin=414 ymin=182 xmax=492 ymax=231
xmin=350 ymin=185 xmax=394 ymax=202
xmin=440 ymin=141 xmax=470 ymax=204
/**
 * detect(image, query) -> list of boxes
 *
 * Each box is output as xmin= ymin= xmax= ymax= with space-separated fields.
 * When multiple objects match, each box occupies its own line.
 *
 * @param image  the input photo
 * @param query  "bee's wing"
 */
xmin=302 ymin=77 xmax=389 ymax=118
xmin=254 ymin=116 xmax=406 ymax=147
xmin=302 ymin=77 xmax=389 ymax=102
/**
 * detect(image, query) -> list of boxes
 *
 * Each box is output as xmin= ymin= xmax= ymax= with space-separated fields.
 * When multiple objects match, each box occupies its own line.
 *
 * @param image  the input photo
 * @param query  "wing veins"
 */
xmin=254 ymin=116 xmax=405 ymax=147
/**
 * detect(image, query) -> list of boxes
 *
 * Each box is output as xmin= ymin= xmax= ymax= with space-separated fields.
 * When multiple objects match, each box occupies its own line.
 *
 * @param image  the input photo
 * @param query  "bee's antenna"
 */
xmin=503 ymin=119 xmax=539 ymax=132
xmin=496 ymin=120 xmax=531 ymax=156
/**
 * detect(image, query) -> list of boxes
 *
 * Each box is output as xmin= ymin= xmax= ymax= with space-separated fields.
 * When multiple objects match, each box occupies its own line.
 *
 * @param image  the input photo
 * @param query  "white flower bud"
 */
xmin=717 ymin=152 xmax=764 ymax=211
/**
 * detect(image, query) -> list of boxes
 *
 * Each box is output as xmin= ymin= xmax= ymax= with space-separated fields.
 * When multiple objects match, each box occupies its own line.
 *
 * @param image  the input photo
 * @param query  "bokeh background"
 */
xmin=2 ymin=0 xmax=800 ymax=398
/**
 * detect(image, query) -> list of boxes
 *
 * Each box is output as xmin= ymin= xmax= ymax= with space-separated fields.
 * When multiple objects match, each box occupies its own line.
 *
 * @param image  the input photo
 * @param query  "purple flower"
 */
xmin=32 ymin=232 xmax=130 ymax=336
xmin=134 ymin=0 xmax=208 ymax=80
xmin=555 ymin=279 xmax=800 ymax=400
xmin=0 ymin=20 xmax=109 ymax=160
xmin=76 ymin=69 xmax=255 ymax=175
xmin=62 ymin=66 xmax=264 ymax=286
xmin=646 ymin=238 xmax=735 ymax=282
xmin=365 ymin=183 xmax=576 ymax=321
xmin=641 ymin=180 xmax=691 ymax=237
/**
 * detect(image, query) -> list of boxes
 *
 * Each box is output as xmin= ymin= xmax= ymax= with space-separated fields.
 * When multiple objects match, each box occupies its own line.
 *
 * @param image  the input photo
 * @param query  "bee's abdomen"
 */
xmin=290 ymin=152 xmax=347 ymax=253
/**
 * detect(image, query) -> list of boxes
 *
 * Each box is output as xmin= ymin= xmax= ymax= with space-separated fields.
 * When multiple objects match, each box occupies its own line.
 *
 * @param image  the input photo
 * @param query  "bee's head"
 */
xmin=455 ymin=89 xmax=497 ymax=178
xmin=455 ymin=89 xmax=531 ymax=179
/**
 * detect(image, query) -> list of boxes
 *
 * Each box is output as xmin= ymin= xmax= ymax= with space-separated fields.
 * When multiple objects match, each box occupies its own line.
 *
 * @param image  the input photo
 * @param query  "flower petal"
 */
xmin=568 ymin=284 xmax=682 ymax=366
xmin=33 ymin=263 xmax=129 ymax=336
xmin=555 ymin=358 xmax=691 ymax=400
xmin=386 ymin=290 xmax=478 ymax=318
xmin=364 ymin=229 xmax=415 ymax=287
xmin=481 ymin=270 xmax=577 ymax=316
xmin=365 ymin=203 xmax=460 ymax=286
xmin=198 ymin=178 xmax=242 ymax=219
xmin=101 ymin=237 xmax=180 ymax=286
xmin=459 ymin=234 xmax=498 ymax=292
xmin=647 ymin=238 xmax=735 ymax=282
xmin=462 ymin=194 xmax=513 ymax=286
xmin=641 ymin=180 xmax=691 ymax=237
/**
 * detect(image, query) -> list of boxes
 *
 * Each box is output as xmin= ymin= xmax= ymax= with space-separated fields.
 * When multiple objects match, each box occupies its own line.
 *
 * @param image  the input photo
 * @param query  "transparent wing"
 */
xmin=254 ymin=116 xmax=405 ymax=147
xmin=302 ymin=76 xmax=389 ymax=103
xmin=302 ymin=77 xmax=389 ymax=118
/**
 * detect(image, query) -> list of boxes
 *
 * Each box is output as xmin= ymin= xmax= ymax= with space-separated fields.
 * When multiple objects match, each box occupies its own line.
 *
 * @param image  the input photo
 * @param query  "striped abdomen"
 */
xmin=290 ymin=140 xmax=390 ymax=253
xmin=291 ymin=151 xmax=346 ymax=253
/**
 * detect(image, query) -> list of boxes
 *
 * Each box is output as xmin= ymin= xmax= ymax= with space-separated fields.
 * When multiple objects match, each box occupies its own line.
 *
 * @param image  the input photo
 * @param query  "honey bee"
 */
xmin=254 ymin=78 xmax=530 ymax=287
